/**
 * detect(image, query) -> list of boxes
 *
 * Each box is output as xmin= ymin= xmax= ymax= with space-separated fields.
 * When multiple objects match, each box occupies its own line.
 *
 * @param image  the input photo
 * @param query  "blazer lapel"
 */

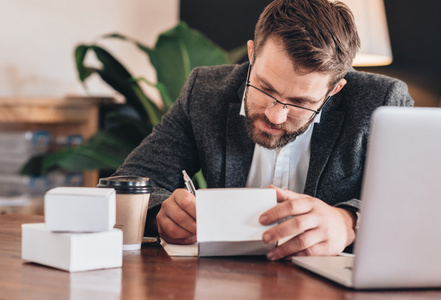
xmin=225 ymin=103 xmax=255 ymax=187
xmin=304 ymin=95 xmax=345 ymax=196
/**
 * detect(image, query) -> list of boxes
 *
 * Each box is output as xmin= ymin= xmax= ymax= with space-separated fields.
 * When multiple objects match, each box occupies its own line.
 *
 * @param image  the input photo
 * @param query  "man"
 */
xmin=114 ymin=0 xmax=414 ymax=260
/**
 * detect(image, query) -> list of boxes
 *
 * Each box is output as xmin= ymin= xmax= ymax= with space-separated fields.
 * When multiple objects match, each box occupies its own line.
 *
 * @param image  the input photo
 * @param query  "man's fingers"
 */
xmin=174 ymin=189 xmax=197 ymax=219
xmin=160 ymin=231 xmax=197 ymax=245
xmin=269 ymin=185 xmax=303 ymax=203
xmin=260 ymin=197 xmax=313 ymax=225
xmin=259 ymin=188 xmax=356 ymax=259
xmin=162 ymin=233 xmax=197 ymax=245
xmin=262 ymin=214 xmax=317 ymax=244
xmin=157 ymin=214 xmax=195 ymax=241
xmin=160 ymin=194 xmax=196 ymax=234
xmin=165 ymin=208 xmax=197 ymax=234
xmin=266 ymin=229 xmax=324 ymax=260
xmin=156 ymin=189 xmax=197 ymax=244
xmin=292 ymin=241 xmax=339 ymax=257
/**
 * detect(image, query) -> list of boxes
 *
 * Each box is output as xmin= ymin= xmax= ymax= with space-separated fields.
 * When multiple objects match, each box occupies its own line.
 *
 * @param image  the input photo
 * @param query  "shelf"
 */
xmin=0 ymin=97 xmax=110 ymax=191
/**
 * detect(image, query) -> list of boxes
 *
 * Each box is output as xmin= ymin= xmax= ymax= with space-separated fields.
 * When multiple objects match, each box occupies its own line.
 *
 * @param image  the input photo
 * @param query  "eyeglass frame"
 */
xmin=243 ymin=60 xmax=339 ymax=120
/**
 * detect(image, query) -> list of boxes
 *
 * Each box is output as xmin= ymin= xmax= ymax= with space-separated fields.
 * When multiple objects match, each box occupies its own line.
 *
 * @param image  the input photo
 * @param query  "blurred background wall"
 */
xmin=0 ymin=0 xmax=179 ymax=99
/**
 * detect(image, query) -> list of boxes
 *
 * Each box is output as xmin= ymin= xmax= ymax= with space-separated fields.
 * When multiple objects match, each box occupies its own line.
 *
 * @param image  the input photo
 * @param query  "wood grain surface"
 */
xmin=0 ymin=214 xmax=440 ymax=300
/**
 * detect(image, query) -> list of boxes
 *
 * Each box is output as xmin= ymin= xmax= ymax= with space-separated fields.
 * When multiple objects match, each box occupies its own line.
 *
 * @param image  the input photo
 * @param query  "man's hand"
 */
xmin=156 ymin=189 xmax=197 ymax=244
xmin=259 ymin=186 xmax=356 ymax=260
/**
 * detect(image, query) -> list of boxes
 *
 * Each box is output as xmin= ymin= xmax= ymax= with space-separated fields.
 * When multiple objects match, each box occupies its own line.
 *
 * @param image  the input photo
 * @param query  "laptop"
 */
xmin=292 ymin=106 xmax=441 ymax=289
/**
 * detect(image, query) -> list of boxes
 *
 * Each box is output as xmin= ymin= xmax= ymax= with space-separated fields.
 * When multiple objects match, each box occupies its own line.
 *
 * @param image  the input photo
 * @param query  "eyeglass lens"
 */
xmin=248 ymin=84 xmax=317 ymax=120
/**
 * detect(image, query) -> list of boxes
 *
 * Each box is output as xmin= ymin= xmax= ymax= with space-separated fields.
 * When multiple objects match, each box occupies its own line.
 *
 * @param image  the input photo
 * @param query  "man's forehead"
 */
xmin=253 ymin=37 xmax=333 ymax=90
xmin=253 ymin=62 xmax=332 ymax=98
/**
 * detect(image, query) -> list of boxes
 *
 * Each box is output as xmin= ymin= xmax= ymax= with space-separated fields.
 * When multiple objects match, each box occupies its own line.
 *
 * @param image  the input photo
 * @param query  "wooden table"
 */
xmin=1 ymin=214 xmax=440 ymax=300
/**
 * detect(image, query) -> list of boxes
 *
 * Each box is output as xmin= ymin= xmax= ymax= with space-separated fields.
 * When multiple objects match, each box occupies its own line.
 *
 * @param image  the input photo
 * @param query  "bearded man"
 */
xmin=114 ymin=0 xmax=413 ymax=259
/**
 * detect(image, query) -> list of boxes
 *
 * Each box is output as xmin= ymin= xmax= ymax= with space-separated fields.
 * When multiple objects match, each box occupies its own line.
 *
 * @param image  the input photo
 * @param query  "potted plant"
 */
xmin=22 ymin=22 xmax=247 ymax=188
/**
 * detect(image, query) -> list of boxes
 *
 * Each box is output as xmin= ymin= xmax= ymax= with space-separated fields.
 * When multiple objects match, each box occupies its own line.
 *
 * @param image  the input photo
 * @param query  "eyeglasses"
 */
xmin=244 ymin=62 xmax=337 ymax=121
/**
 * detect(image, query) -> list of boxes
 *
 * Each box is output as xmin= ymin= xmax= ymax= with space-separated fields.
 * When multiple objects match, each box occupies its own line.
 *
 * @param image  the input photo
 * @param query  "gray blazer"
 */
xmin=114 ymin=62 xmax=414 ymax=213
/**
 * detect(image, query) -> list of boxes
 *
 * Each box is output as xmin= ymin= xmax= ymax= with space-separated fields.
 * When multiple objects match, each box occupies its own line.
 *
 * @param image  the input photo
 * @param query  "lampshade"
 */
xmin=336 ymin=0 xmax=393 ymax=66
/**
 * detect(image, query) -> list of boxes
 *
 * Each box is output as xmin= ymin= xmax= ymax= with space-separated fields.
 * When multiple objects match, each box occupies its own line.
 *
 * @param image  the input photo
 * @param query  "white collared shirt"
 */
xmin=240 ymin=101 xmax=320 ymax=192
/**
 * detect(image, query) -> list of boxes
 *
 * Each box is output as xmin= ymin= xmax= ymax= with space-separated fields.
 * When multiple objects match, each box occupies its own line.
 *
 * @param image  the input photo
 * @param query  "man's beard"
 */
xmin=244 ymin=94 xmax=314 ymax=149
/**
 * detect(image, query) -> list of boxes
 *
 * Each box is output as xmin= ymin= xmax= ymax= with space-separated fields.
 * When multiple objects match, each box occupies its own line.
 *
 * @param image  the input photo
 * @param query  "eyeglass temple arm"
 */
xmin=316 ymin=83 xmax=340 ymax=113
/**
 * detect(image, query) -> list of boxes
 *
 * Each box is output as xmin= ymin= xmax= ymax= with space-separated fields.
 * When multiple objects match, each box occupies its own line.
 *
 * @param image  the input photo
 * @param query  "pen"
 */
xmin=182 ymin=170 xmax=196 ymax=196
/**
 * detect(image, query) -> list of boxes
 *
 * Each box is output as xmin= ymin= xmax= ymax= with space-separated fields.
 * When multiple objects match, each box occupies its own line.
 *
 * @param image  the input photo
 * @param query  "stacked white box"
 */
xmin=22 ymin=187 xmax=122 ymax=272
xmin=22 ymin=224 xmax=122 ymax=272
xmin=45 ymin=187 xmax=116 ymax=232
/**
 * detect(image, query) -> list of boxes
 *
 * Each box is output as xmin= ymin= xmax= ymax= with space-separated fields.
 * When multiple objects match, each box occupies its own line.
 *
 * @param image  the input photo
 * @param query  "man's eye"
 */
xmin=261 ymin=86 xmax=274 ymax=94
xmin=287 ymin=99 xmax=306 ymax=107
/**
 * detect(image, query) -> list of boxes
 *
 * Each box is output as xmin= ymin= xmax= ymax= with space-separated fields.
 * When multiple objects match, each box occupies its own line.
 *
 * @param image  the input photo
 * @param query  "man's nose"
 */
xmin=265 ymin=104 xmax=288 ymax=125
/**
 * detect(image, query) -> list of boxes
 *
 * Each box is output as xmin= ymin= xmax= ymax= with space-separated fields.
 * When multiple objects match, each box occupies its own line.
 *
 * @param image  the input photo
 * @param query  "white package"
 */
xmin=22 ymin=223 xmax=122 ymax=272
xmin=196 ymin=188 xmax=277 ymax=257
xmin=45 ymin=187 xmax=116 ymax=232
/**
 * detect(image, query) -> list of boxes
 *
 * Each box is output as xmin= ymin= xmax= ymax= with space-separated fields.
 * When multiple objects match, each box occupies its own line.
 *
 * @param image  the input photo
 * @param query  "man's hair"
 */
xmin=254 ymin=0 xmax=360 ymax=86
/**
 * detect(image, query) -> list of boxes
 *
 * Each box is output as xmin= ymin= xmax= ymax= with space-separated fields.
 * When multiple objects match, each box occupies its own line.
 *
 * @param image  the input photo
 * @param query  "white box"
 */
xmin=196 ymin=188 xmax=277 ymax=257
xmin=45 ymin=187 xmax=116 ymax=232
xmin=22 ymin=223 xmax=122 ymax=272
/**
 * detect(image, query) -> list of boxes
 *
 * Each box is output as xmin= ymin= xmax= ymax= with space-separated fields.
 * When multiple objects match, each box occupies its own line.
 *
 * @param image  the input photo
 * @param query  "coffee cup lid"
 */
xmin=97 ymin=175 xmax=152 ymax=194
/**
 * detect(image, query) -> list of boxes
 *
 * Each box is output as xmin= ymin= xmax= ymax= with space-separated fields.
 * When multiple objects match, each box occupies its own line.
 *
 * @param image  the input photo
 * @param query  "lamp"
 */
xmin=336 ymin=0 xmax=393 ymax=66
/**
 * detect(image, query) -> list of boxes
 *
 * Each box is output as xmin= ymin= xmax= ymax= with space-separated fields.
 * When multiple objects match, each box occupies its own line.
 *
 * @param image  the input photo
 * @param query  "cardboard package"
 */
xmin=196 ymin=188 xmax=277 ymax=257
xmin=22 ymin=223 xmax=122 ymax=272
xmin=45 ymin=187 xmax=116 ymax=232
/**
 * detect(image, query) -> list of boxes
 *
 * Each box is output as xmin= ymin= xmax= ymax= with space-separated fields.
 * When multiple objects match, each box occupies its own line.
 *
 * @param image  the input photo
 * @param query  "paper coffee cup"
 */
xmin=97 ymin=176 xmax=152 ymax=250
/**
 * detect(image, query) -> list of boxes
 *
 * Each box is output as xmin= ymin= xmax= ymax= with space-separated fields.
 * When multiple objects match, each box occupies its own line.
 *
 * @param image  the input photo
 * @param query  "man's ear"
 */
xmin=247 ymin=40 xmax=254 ymax=63
xmin=332 ymin=78 xmax=347 ymax=95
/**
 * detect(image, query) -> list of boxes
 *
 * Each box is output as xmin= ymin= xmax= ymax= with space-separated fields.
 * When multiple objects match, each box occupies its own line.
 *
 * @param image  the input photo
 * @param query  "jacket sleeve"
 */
xmin=334 ymin=77 xmax=414 ymax=212
xmin=113 ymin=68 xmax=202 ymax=209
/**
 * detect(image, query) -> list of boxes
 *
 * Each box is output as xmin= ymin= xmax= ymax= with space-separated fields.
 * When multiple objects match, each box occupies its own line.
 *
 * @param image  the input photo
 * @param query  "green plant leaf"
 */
xmin=90 ymin=65 xmax=163 ymax=125
xmin=19 ymin=115 xmax=150 ymax=174
xmin=76 ymin=45 xmax=162 ymax=125
xmin=39 ymin=123 xmax=147 ymax=172
xmin=193 ymin=170 xmax=207 ymax=189
xmin=54 ymin=147 xmax=123 ymax=171
xmin=106 ymin=22 xmax=230 ymax=102
xmin=91 ymin=46 xmax=132 ymax=79
xmin=132 ymin=77 xmax=174 ymax=111
xmin=102 ymin=23 xmax=235 ymax=110
xmin=146 ymin=22 xmax=230 ymax=101
xmin=105 ymin=112 xmax=152 ymax=137
xmin=75 ymin=45 xmax=94 ymax=82
xmin=101 ymin=33 xmax=153 ymax=65
xmin=41 ymin=148 xmax=80 ymax=171
xmin=20 ymin=154 xmax=45 ymax=176
xmin=154 ymin=82 xmax=174 ymax=111
xmin=92 ymin=68 xmax=146 ymax=120
xmin=88 ymin=126 xmax=144 ymax=153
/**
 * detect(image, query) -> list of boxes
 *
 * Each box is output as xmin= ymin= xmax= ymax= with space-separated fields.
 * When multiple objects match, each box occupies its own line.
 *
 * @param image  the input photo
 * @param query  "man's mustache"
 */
xmin=250 ymin=113 xmax=288 ymax=132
